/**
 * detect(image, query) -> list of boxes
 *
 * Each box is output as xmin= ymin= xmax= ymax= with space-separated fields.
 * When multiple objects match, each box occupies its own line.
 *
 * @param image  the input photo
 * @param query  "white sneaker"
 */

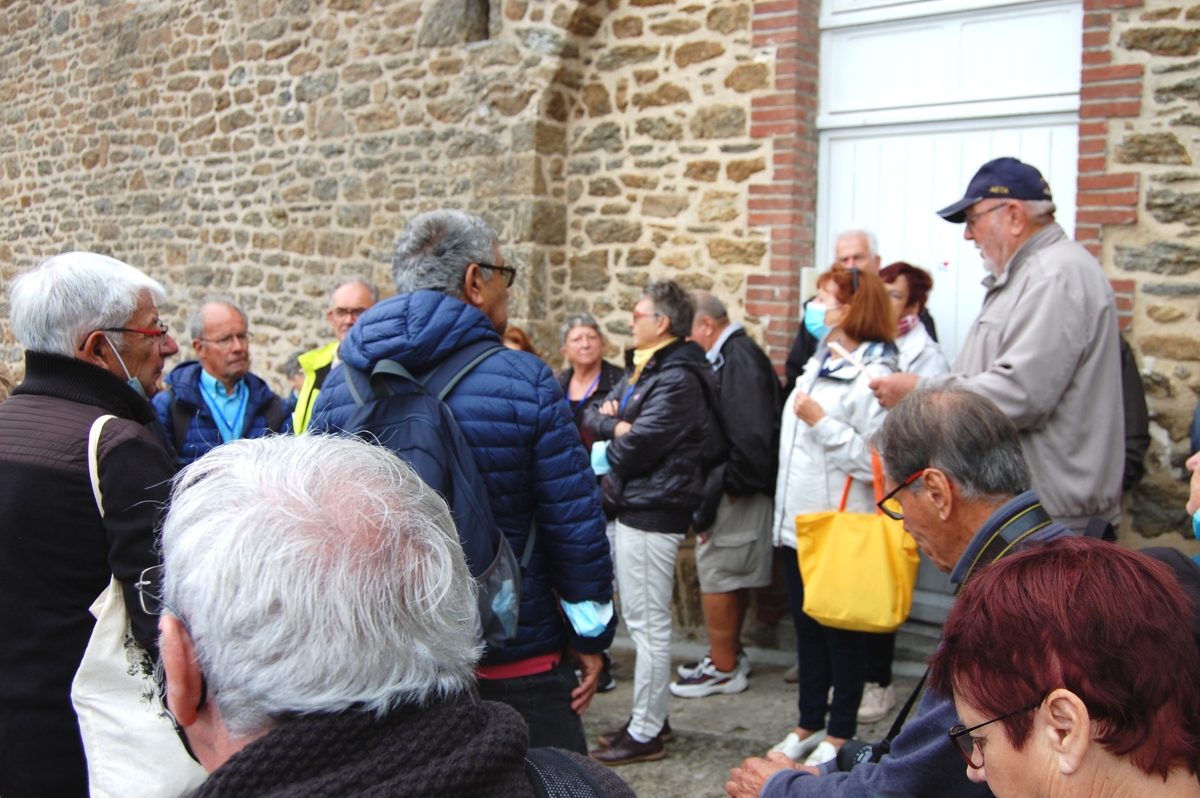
xmin=677 ymin=651 xmax=751 ymax=680
xmin=669 ymin=660 xmax=749 ymax=698
xmin=804 ymin=740 xmax=839 ymax=766
xmin=857 ymin=682 xmax=897 ymax=723
xmin=769 ymin=729 xmax=825 ymax=761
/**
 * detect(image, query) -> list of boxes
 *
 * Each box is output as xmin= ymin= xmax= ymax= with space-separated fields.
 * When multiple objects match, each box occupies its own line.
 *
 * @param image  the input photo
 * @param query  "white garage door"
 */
xmin=811 ymin=0 xmax=1082 ymax=621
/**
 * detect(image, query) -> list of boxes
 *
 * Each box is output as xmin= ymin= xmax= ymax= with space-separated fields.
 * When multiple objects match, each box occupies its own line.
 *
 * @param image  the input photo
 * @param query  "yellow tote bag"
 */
xmin=794 ymin=455 xmax=920 ymax=633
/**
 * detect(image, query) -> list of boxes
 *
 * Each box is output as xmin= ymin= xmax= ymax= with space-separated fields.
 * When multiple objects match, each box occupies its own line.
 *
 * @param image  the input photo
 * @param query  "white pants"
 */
xmin=615 ymin=520 xmax=684 ymax=741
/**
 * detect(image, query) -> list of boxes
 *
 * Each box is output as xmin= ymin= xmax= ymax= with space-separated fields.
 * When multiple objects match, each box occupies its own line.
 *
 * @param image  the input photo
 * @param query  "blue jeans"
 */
xmin=477 ymin=657 xmax=589 ymax=754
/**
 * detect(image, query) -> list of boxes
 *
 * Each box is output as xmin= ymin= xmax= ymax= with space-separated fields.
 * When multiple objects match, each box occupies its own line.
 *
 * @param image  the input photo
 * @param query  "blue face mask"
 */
xmin=1193 ymin=509 xmax=1200 ymax=541
xmin=104 ymin=334 xmax=147 ymax=399
xmin=804 ymin=302 xmax=831 ymax=341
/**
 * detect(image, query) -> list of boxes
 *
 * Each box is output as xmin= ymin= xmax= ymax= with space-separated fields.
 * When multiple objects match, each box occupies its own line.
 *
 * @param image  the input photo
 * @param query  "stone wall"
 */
xmin=1084 ymin=0 xmax=1200 ymax=551
xmin=0 ymin=0 xmax=788 ymax=388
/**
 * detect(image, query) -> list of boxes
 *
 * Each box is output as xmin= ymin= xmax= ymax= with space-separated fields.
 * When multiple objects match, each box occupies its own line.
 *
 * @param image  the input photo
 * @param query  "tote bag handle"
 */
xmin=837 ymin=452 xmax=887 ymax=515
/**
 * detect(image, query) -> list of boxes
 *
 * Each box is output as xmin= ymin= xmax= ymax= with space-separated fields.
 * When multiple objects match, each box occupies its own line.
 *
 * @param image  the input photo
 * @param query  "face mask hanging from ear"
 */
xmin=804 ymin=302 xmax=831 ymax=341
xmin=103 ymin=334 xmax=147 ymax=399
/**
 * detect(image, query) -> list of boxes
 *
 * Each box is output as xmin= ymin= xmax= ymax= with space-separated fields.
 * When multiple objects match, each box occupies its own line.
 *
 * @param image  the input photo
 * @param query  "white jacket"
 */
xmin=896 ymin=322 xmax=949 ymax=379
xmin=772 ymin=341 xmax=897 ymax=549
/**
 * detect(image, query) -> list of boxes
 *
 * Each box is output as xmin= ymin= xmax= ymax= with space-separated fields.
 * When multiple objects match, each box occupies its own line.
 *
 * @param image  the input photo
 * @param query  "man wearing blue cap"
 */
xmin=870 ymin=157 xmax=1124 ymax=532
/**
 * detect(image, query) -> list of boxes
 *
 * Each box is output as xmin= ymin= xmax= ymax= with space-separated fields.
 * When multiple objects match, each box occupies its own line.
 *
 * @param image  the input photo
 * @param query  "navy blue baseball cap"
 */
xmin=937 ymin=157 xmax=1053 ymax=223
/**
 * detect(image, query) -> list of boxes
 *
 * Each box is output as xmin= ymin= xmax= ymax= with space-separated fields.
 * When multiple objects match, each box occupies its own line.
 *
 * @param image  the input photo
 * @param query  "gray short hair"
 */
xmin=692 ymin=290 xmax=728 ymax=323
xmin=160 ymin=435 xmax=480 ymax=735
xmin=392 ymin=210 xmax=500 ymax=298
xmin=1022 ymin=199 xmax=1056 ymax=226
xmin=838 ymin=229 xmax=879 ymax=259
xmin=643 ymin=279 xmax=695 ymax=338
xmin=188 ymin=299 xmax=248 ymax=342
xmin=871 ymin=385 xmax=1031 ymax=501
xmin=7 ymin=252 xmax=167 ymax=356
xmin=560 ymin=313 xmax=604 ymax=347
xmin=329 ymin=278 xmax=379 ymax=306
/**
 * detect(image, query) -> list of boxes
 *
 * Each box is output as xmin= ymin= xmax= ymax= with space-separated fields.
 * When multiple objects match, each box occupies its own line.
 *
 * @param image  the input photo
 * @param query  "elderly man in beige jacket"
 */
xmin=871 ymin=157 xmax=1123 ymax=532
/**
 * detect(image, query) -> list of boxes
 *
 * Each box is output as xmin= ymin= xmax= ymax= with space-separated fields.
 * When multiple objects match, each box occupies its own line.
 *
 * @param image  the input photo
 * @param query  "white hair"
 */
xmin=392 ymin=209 xmax=500 ymax=298
xmin=160 ymin=434 xmax=481 ymax=736
xmin=7 ymin=251 xmax=167 ymax=356
xmin=1022 ymin=199 xmax=1056 ymax=226
xmin=187 ymin=298 xmax=248 ymax=341
xmin=837 ymin=229 xmax=879 ymax=259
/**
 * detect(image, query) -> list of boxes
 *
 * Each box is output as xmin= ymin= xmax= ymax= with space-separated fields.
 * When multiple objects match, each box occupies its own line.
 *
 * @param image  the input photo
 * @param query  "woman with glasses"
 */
xmin=930 ymin=536 xmax=1200 ymax=798
xmin=769 ymin=265 xmax=897 ymax=767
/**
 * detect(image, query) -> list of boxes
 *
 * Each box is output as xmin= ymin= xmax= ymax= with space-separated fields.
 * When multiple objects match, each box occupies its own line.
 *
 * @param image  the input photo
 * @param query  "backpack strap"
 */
xmin=370 ymin=359 xmax=422 ymax=400
xmin=521 ymin=520 xmax=538 ymax=573
xmin=423 ymin=340 xmax=507 ymax=401
xmin=525 ymin=748 xmax=609 ymax=798
xmin=168 ymin=391 xmax=193 ymax=453
xmin=251 ymin=396 xmax=285 ymax=436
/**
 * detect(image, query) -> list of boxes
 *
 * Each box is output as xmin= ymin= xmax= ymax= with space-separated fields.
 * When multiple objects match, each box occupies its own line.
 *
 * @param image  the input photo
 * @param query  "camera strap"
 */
xmin=875 ymin=667 xmax=927 ymax=756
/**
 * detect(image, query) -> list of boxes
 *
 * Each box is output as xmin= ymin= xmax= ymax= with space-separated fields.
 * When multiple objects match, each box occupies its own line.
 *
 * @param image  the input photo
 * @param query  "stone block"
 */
xmin=514 ymin=200 xmax=567 ymax=245
xmin=567 ymin=8 xmax=604 ymax=36
xmin=635 ymin=116 xmax=684 ymax=141
xmin=1117 ymin=241 xmax=1200 ymax=273
xmin=247 ymin=18 xmax=287 ymax=41
xmin=597 ymin=45 xmax=659 ymax=71
xmin=676 ymin=273 xmax=713 ymax=290
xmin=685 ymin=161 xmax=720 ymax=182
xmin=698 ymin=190 xmax=738 ymax=222
xmin=295 ymin=72 xmax=338 ymax=102
xmin=632 ymin=82 xmax=691 ymax=109
xmin=179 ymin=116 xmax=216 ymax=143
xmin=675 ymin=41 xmax=725 ymax=68
xmin=1142 ymin=334 xmax=1200 ymax=360
xmin=725 ymin=63 xmax=769 ymax=92
xmin=1130 ymin=481 xmax=1191 ymax=537
xmin=1156 ymin=76 xmax=1200 ymax=103
xmin=690 ymin=105 xmax=746 ymax=139
xmin=570 ymin=250 xmax=610 ymax=290
xmin=356 ymin=105 xmax=400 ymax=132
xmin=661 ymin=250 xmax=691 ymax=268
xmin=282 ymin=228 xmax=315 ymax=255
xmin=579 ymin=122 xmax=624 ymax=153
xmin=451 ymin=131 xmax=507 ymax=157
xmin=583 ymin=84 xmax=613 ymax=116
xmin=474 ymin=155 xmax=547 ymax=197
xmin=643 ymin=194 xmax=689 ymax=217
xmin=265 ymin=40 xmax=302 ymax=60
xmin=1142 ymin=370 xmax=1174 ymax=397
xmin=621 ymin=174 xmax=659 ymax=189
xmin=516 ymin=27 xmax=580 ymax=57
xmin=651 ymin=19 xmax=702 ymax=34
xmin=589 ymin=177 xmax=622 ymax=196
xmin=1116 ymin=133 xmax=1191 ymax=164
xmin=288 ymin=52 xmax=321 ymax=76
xmin=627 ymin=248 xmax=655 ymax=267
xmin=219 ymin=109 xmax=256 ymax=133
xmin=707 ymin=238 xmax=765 ymax=265
xmin=427 ymin=96 xmax=474 ymax=123
xmin=318 ymin=232 xmax=357 ymax=258
xmin=337 ymin=205 xmax=372 ymax=229
xmin=419 ymin=0 xmax=488 ymax=46
xmin=344 ymin=63 xmax=384 ymax=83
xmin=1120 ymin=27 xmax=1200 ymax=57
xmin=707 ymin=4 xmax=749 ymax=32
xmin=586 ymin=218 xmax=642 ymax=243
xmin=1148 ymin=304 xmax=1188 ymax=323
xmin=612 ymin=17 xmax=643 ymax=37
xmin=487 ymin=87 xmax=537 ymax=116
xmin=727 ymin=157 xmax=765 ymax=182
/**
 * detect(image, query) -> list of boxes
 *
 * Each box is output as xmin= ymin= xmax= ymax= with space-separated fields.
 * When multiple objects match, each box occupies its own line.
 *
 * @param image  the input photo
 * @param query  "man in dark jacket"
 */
xmin=585 ymin=280 xmax=714 ymax=765
xmin=0 ymin=252 xmax=180 ymax=798
xmin=153 ymin=299 xmax=283 ymax=466
xmin=672 ymin=291 xmax=781 ymax=699
xmin=309 ymin=209 xmax=615 ymax=755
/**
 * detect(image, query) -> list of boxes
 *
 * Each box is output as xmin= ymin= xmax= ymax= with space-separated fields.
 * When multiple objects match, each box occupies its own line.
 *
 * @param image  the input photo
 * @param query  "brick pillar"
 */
xmin=1075 ymin=0 xmax=1144 ymax=318
xmin=748 ymin=0 xmax=820 ymax=374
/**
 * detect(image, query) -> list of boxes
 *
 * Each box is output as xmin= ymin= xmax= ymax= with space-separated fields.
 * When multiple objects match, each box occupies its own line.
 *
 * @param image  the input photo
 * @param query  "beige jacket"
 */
xmin=926 ymin=223 xmax=1124 ymax=530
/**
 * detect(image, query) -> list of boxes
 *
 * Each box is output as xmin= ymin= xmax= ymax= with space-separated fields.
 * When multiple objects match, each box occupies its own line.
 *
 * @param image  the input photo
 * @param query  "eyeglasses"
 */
xmin=198 ymin=332 xmax=250 ymax=348
xmin=478 ymin=262 xmax=517 ymax=288
xmin=632 ymin=311 xmax=661 ymax=322
xmin=964 ymin=202 xmax=1010 ymax=231
xmin=330 ymin=307 xmax=370 ymax=322
xmin=134 ymin=565 xmax=174 ymax=617
xmin=78 ymin=321 xmax=170 ymax=350
xmin=876 ymin=470 xmax=926 ymax=520
xmin=949 ymin=699 xmax=1044 ymax=769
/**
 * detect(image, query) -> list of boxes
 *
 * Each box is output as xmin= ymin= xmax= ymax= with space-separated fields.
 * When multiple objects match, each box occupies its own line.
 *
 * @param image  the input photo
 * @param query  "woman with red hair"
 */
xmin=770 ymin=265 xmax=897 ymax=767
xmin=878 ymin=262 xmax=948 ymax=378
xmin=930 ymin=536 xmax=1200 ymax=798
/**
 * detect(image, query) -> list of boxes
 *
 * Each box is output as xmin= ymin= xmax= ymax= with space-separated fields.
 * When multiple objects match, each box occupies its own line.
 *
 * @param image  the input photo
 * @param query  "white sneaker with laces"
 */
xmin=768 ymin=729 xmax=825 ymax=761
xmin=677 ymin=651 xmax=751 ymax=680
xmin=857 ymin=682 xmax=897 ymax=723
xmin=669 ymin=660 xmax=748 ymax=698
xmin=804 ymin=740 xmax=839 ymax=767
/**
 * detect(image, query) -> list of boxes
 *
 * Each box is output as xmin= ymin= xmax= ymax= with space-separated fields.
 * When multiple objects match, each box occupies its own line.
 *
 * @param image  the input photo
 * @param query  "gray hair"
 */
xmin=560 ymin=313 xmax=604 ymax=347
xmin=692 ymin=290 xmax=728 ymax=323
xmin=643 ymin=279 xmax=695 ymax=338
xmin=1022 ymin=199 xmax=1056 ymax=226
xmin=837 ymin=229 xmax=879 ymax=259
xmin=160 ymin=434 xmax=480 ymax=736
xmin=871 ymin=385 xmax=1031 ymax=501
xmin=7 ymin=252 xmax=167 ymax=356
xmin=282 ymin=351 xmax=304 ymax=380
xmin=392 ymin=209 xmax=501 ymax=298
xmin=188 ymin=298 xmax=248 ymax=342
xmin=328 ymin=277 xmax=379 ymax=306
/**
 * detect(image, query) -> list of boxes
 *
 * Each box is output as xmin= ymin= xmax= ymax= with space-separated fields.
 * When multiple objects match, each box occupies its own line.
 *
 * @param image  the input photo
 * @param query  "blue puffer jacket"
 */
xmin=310 ymin=291 xmax=616 ymax=665
xmin=152 ymin=360 xmax=283 ymax=467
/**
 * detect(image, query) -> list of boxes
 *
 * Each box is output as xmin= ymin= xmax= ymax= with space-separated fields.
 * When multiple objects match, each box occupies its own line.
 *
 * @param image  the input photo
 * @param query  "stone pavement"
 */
xmin=582 ymin=622 xmax=942 ymax=798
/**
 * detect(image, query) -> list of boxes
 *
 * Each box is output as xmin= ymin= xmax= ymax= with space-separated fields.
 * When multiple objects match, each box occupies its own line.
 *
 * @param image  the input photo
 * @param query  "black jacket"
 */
xmin=557 ymin=360 xmax=624 ymax=452
xmin=585 ymin=339 xmax=713 ymax=535
xmin=784 ymin=303 xmax=938 ymax=393
xmin=0 ymin=352 xmax=173 ymax=798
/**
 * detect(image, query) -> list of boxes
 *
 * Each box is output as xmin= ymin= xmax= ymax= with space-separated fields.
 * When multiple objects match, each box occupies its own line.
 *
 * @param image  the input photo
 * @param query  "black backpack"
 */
xmin=525 ymin=748 xmax=610 ymax=798
xmin=343 ymin=340 xmax=526 ymax=651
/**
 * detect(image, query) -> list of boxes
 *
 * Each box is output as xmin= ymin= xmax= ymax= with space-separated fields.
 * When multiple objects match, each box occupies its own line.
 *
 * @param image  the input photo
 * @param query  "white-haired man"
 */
xmin=290 ymin=278 xmax=378 ymax=433
xmin=0 ymin=252 xmax=179 ymax=798
xmin=783 ymin=230 xmax=937 ymax=392
xmin=155 ymin=435 xmax=634 ymax=797
xmin=870 ymin=157 xmax=1124 ymax=532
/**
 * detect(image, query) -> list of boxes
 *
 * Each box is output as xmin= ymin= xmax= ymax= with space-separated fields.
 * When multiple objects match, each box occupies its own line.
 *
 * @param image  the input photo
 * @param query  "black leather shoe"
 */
xmin=589 ymin=730 xmax=665 ymax=765
xmin=597 ymin=718 xmax=672 ymax=748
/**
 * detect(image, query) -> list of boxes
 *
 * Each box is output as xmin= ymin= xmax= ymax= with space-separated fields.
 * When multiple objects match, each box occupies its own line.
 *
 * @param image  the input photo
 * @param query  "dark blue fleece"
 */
xmin=309 ymin=291 xmax=615 ymax=665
